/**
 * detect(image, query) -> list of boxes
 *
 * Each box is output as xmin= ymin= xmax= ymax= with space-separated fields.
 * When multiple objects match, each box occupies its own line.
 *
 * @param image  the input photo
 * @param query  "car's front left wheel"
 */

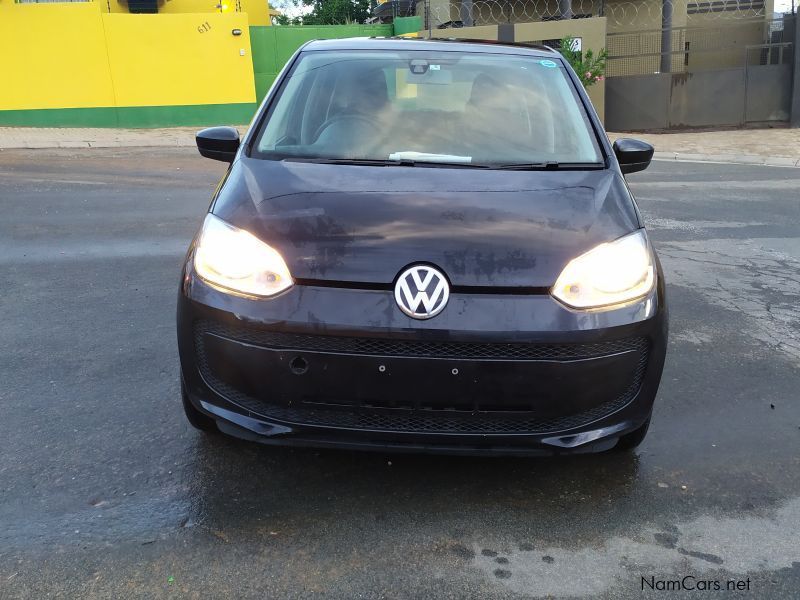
xmin=181 ymin=381 xmax=218 ymax=433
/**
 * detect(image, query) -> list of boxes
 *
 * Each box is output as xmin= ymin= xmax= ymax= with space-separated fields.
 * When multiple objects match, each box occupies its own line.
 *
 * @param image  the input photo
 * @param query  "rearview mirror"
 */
xmin=196 ymin=126 xmax=240 ymax=163
xmin=613 ymin=138 xmax=654 ymax=175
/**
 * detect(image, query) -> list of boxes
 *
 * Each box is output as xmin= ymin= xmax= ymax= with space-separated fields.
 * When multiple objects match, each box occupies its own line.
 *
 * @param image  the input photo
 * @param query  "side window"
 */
xmin=300 ymin=70 xmax=336 ymax=145
xmin=259 ymin=78 xmax=296 ymax=149
xmin=546 ymin=71 xmax=594 ymax=160
xmin=259 ymin=69 xmax=318 ymax=149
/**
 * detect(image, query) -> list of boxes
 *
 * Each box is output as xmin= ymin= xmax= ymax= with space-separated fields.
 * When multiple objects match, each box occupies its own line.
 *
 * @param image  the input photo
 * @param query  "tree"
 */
xmin=305 ymin=0 xmax=371 ymax=24
xmin=559 ymin=37 xmax=607 ymax=88
xmin=272 ymin=0 xmax=372 ymax=25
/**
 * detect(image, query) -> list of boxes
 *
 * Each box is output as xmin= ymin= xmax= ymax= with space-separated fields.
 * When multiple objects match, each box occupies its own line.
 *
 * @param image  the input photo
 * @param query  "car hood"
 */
xmin=211 ymin=158 xmax=640 ymax=288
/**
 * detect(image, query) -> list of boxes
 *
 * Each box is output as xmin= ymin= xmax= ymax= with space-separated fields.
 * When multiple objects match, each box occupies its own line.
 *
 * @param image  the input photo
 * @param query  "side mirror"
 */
xmin=613 ymin=138 xmax=654 ymax=175
xmin=196 ymin=126 xmax=240 ymax=163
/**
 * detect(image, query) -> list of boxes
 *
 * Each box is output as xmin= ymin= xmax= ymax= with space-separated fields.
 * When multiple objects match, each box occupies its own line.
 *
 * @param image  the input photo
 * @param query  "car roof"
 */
xmin=301 ymin=37 xmax=560 ymax=58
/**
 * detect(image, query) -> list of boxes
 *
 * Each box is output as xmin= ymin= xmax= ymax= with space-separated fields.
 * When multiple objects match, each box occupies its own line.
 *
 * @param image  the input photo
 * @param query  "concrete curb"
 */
xmin=0 ymin=126 xmax=247 ymax=151
xmin=652 ymin=151 xmax=800 ymax=168
xmin=0 ymin=139 xmax=196 ymax=150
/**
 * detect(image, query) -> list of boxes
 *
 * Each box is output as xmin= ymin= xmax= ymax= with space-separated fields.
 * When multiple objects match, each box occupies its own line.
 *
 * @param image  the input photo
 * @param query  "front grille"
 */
xmin=196 ymin=319 xmax=646 ymax=362
xmin=194 ymin=320 xmax=649 ymax=435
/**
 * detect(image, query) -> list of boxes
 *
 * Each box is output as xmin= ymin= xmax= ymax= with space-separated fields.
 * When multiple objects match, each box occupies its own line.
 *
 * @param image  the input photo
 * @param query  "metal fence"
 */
xmin=414 ymin=0 xmax=789 ymax=77
xmin=415 ymin=0 xmax=772 ymax=30
xmin=607 ymin=16 xmax=789 ymax=76
xmin=605 ymin=14 xmax=795 ymax=130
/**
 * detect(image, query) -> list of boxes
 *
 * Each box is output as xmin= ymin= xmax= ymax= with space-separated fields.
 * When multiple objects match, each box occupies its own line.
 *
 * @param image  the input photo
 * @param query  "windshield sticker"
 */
xmin=539 ymin=59 xmax=557 ymax=68
xmin=429 ymin=64 xmax=441 ymax=71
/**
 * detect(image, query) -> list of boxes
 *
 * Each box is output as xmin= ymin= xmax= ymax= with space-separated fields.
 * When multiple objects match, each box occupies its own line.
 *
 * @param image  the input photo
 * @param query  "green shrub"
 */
xmin=559 ymin=36 xmax=608 ymax=88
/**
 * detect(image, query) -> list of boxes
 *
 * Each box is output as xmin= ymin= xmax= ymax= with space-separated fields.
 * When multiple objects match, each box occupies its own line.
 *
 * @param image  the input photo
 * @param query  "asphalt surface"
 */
xmin=0 ymin=148 xmax=799 ymax=599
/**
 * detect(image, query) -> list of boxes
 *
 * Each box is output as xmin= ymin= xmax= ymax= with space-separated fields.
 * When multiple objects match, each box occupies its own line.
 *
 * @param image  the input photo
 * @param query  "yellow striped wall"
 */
xmin=0 ymin=1 xmax=257 ymax=125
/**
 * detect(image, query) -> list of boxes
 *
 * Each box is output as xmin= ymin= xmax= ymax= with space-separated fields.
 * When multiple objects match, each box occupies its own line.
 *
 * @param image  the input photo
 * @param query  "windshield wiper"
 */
xmin=282 ymin=156 xmax=607 ymax=170
xmin=404 ymin=161 xmax=490 ymax=169
xmin=495 ymin=161 xmax=605 ymax=171
xmin=283 ymin=157 xmax=408 ymax=167
xmin=282 ymin=157 xmax=489 ymax=169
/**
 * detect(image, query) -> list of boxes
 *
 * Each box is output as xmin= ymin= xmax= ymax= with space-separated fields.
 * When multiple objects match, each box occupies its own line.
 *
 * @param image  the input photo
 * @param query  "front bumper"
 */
xmin=177 ymin=270 xmax=667 ymax=456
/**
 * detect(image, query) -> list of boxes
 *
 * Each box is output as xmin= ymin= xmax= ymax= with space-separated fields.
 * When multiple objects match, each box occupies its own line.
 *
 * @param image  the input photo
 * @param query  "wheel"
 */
xmin=182 ymin=381 xmax=219 ymax=433
xmin=614 ymin=417 xmax=650 ymax=451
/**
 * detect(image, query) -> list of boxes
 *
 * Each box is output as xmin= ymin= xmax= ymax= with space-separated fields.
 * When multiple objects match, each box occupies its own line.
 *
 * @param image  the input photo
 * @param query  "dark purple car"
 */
xmin=176 ymin=37 xmax=667 ymax=455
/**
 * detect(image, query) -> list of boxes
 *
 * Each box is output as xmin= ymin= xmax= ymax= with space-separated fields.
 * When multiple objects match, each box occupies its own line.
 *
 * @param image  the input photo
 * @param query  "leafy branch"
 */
xmin=272 ymin=0 xmax=370 ymax=25
xmin=559 ymin=36 xmax=608 ymax=88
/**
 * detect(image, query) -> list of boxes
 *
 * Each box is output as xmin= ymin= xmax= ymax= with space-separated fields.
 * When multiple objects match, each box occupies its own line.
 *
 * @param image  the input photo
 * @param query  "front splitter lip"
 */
xmin=198 ymin=399 xmax=642 ymax=456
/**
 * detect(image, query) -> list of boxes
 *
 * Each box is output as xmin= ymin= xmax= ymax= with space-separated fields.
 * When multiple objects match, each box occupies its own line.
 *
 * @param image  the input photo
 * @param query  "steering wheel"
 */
xmin=314 ymin=114 xmax=376 ymax=143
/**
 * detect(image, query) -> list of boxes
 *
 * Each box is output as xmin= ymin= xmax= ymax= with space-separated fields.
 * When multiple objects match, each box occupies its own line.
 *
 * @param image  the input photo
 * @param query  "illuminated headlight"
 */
xmin=194 ymin=214 xmax=293 ymax=297
xmin=552 ymin=229 xmax=655 ymax=309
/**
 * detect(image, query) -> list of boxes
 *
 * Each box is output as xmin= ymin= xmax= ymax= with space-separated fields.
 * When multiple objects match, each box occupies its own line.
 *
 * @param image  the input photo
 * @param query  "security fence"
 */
xmin=415 ymin=0 xmax=773 ymax=31
xmin=605 ymin=14 xmax=794 ymax=129
xmin=410 ymin=0 xmax=796 ymax=130
xmin=606 ymin=16 xmax=789 ymax=76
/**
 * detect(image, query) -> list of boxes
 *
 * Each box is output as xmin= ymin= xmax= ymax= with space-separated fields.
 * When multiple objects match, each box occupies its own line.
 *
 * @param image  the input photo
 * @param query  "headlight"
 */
xmin=193 ymin=214 xmax=293 ymax=297
xmin=552 ymin=229 xmax=655 ymax=309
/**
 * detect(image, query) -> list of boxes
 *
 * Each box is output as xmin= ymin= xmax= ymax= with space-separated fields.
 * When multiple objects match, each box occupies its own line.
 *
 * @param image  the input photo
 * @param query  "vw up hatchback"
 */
xmin=177 ymin=38 xmax=667 ymax=455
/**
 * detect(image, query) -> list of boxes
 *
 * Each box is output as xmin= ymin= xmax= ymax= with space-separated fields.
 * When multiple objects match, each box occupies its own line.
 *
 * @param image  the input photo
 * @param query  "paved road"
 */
xmin=1 ymin=149 xmax=798 ymax=599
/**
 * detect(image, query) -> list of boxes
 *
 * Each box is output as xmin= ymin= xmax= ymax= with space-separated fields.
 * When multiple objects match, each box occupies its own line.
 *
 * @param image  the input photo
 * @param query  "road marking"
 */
xmin=633 ymin=178 xmax=800 ymax=190
xmin=652 ymin=157 xmax=799 ymax=169
xmin=0 ymin=172 xmax=107 ymax=186
xmin=0 ymin=239 xmax=189 ymax=263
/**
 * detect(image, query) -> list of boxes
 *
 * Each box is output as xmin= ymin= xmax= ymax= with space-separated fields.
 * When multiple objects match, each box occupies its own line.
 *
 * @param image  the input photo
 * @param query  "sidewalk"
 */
xmin=0 ymin=127 xmax=223 ymax=149
xmin=607 ymin=129 xmax=800 ymax=168
xmin=1 ymin=126 xmax=799 ymax=167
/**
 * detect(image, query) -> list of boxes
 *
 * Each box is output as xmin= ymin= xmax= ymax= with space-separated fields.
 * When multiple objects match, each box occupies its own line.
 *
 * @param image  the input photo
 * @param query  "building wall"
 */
xmin=608 ymin=19 xmax=774 ymax=76
xmin=249 ymin=24 xmax=395 ymax=101
xmin=683 ymin=17 xmax=769 ymax=71
xmin=606 ymin=0 xmax=776 ymax=75
xmin=1 ymin=2 xmax=117 ymax=112
xmin=605 ymin=0 xmax=687 ymax=34
xmin=394 ymin=15 xmax=423 ymax=36
xmin=515 ymin=18 xmax=607 ymax=120
xmin=429 ymin=17 xmax=607 ymax=120
xmin=104 ymin=13 xmax=256 ymax=108
xmin=105 ymin=0 xmax=271 ymax=25
xmin=429 ymin=23 xmax=500 ymax=38
xmin=421 ymin=0 xmax=774 ymax=77
xmin=0 ymin=0 xmax=392 ymax=127
xmin=0 ymin=1 xmax=257 ymax=126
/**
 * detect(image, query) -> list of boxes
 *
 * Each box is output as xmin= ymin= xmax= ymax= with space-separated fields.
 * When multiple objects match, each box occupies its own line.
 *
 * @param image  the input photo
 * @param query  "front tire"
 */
xmin=182 ymin=381 xmax=219 ymax=433
xmin=614 ymin=417 xmax=650 ymax=451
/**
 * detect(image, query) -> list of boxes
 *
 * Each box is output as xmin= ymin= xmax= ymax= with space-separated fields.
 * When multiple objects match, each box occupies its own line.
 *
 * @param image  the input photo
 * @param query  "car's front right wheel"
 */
xmin=181 ymin=381 xmax=218 ymax=433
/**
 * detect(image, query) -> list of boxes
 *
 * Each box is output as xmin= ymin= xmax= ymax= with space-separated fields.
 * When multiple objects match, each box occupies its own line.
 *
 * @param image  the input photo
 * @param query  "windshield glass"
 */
xmin=253 ymin=49 xmax=603 ymax=167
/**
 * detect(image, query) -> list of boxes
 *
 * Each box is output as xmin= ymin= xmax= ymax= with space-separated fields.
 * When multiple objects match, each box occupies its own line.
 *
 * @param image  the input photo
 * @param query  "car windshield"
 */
xmin=252 ymin=49 xmax=603 ymax=167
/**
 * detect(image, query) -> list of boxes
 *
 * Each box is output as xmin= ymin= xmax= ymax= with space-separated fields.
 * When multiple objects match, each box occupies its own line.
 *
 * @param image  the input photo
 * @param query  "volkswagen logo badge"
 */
xmin=394 ymin=264 xmax=450 ymax=320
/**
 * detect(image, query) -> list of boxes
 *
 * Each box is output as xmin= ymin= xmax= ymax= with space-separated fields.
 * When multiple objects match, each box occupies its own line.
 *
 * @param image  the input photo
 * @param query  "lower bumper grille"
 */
xmin=193 ymin=320 xmax=649 ymax=435
xmin=197 ymin=319 xmax=647 ymax=361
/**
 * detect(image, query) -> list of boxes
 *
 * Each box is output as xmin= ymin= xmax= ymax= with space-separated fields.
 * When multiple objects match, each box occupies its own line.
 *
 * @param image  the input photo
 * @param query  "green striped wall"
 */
xmin=249 ymin=24 xmax=395 ymax=102
xmin=393 ymin=17 xmax=422 ymax=36
xmin=0 ymin=103 xmax=257 ymax=128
